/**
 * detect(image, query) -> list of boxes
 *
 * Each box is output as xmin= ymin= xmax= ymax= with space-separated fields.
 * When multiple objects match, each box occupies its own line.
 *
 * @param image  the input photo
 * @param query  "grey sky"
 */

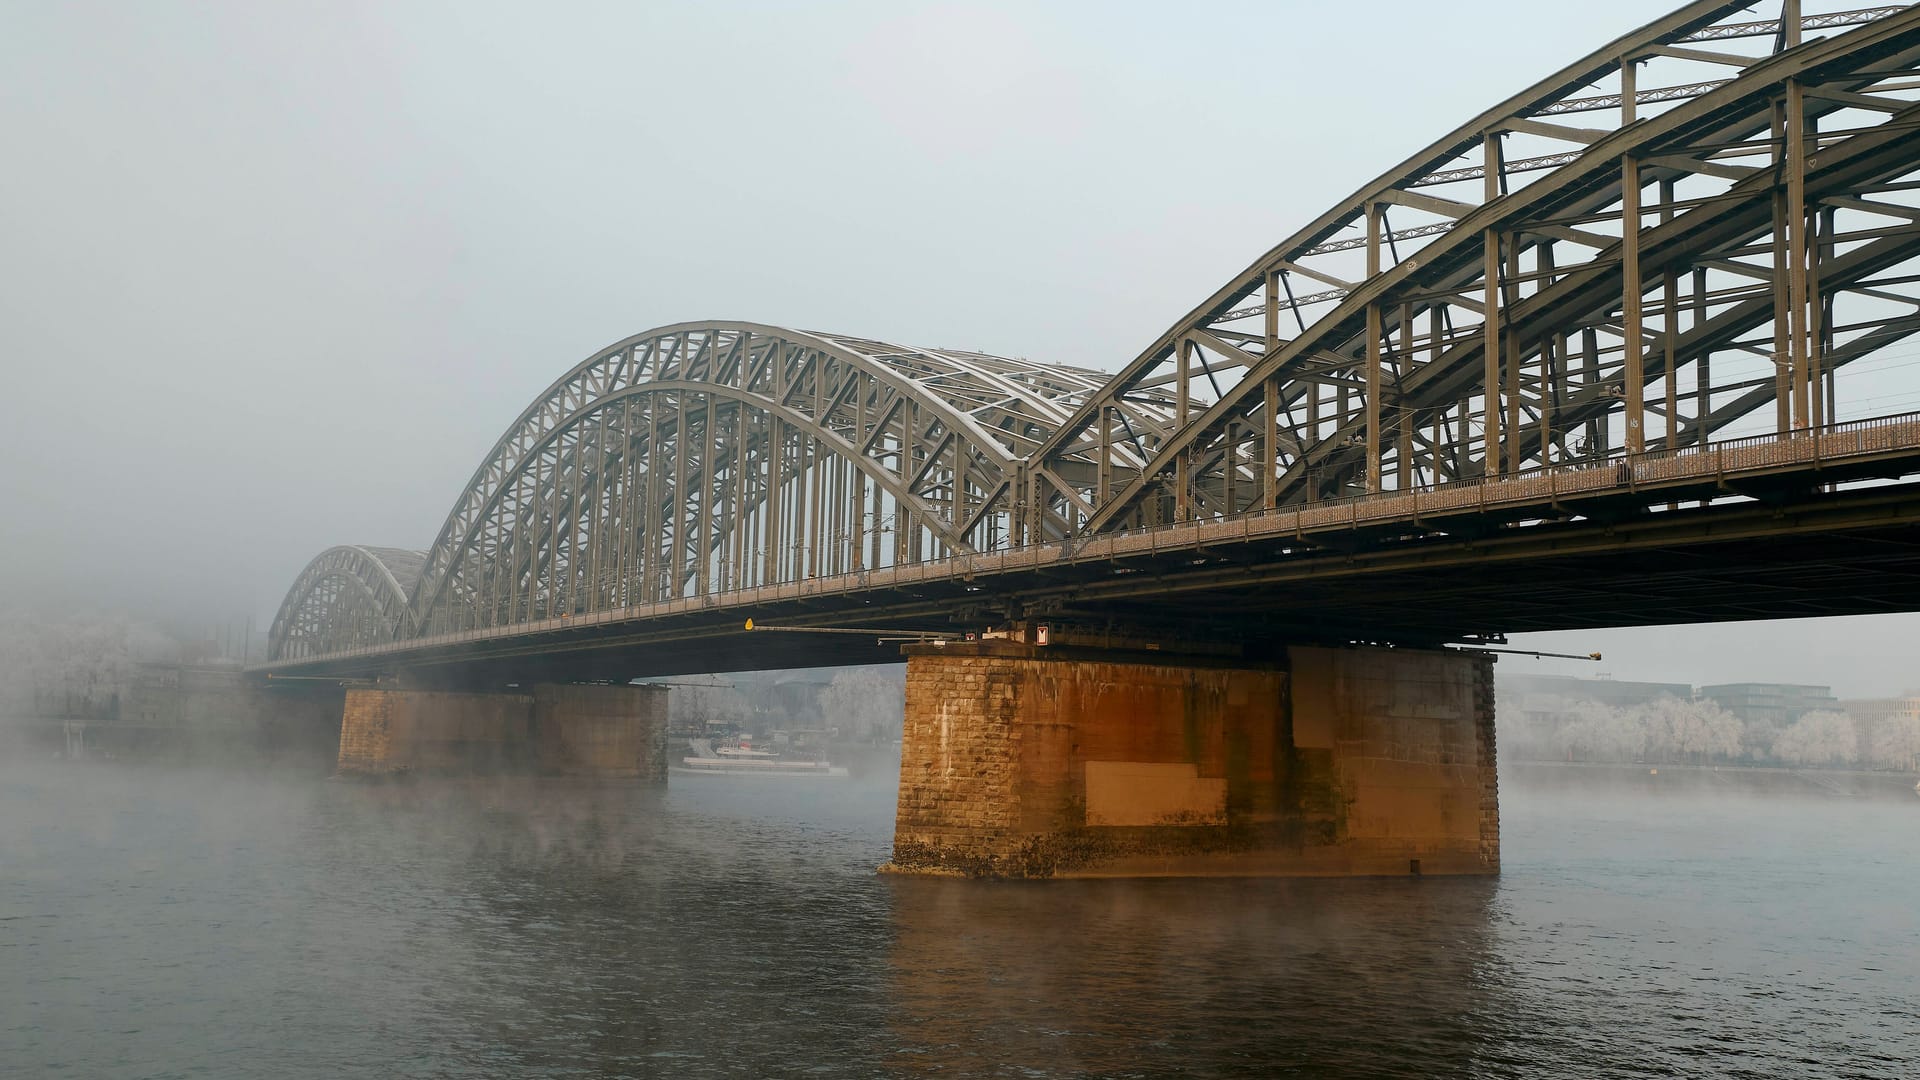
xmin=5 ymin=1 xmax=1917 ymax=696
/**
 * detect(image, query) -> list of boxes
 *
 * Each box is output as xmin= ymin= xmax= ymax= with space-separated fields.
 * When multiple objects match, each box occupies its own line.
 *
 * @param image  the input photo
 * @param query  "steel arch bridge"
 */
xmin=271 ymin=324 xmax=1156 ymax=660
xmin=270 ymin=546 xmax=425 ymax=661
xmin=269 ymin=1 xmax=1920 ymax=666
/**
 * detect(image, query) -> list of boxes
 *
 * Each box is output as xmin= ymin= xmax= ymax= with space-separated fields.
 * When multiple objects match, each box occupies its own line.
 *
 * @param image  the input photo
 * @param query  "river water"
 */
xmin=2 ymin=757 xmax=1915 ymax=1078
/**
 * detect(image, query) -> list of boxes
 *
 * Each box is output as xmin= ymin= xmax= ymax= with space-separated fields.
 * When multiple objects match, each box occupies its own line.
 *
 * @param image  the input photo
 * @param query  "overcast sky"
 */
xmin=5 ymin=0 xmax=1917 ymax=695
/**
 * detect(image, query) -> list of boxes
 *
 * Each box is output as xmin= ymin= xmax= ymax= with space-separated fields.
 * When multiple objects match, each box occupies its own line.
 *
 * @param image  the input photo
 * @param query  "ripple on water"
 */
xmin=0 ymin=763 xmax=1916 ymax=1078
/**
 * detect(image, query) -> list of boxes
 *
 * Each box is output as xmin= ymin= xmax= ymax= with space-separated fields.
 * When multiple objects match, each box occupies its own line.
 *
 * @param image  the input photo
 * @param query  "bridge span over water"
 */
xmin=255 ymin=3 xmax=1920 ymax=877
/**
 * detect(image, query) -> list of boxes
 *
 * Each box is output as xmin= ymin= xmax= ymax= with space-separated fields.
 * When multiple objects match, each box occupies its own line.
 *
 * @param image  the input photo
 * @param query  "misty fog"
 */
xmin=6 ymin=0 xmax=1920 ymax=695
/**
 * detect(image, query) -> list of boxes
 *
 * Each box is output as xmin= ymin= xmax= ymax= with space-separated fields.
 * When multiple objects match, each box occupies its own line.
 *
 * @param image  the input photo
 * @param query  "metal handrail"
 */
xmin=1103 ymin=409 xmax=1920 ymax=544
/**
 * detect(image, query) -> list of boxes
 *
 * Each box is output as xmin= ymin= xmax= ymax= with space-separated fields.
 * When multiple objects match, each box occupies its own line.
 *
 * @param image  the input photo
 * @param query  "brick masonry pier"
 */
xmin=886 ymin=640 xmax=1497 ymax=879
xmin=533 ymin=683 xmax=672 ymax=779
xmin=336 ymin=683 xmax=668 ymax=779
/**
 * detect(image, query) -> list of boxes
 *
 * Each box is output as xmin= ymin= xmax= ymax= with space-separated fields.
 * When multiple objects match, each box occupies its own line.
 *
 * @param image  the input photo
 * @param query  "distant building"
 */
xmin=1497 ymin=673 xmax=1695 ymax=738
xmin=1841 ymin=695 xmax=1919 ymax=726
xmin=1698 ymin=683 xmax=1839 ymax=730
xmin=1500 ymin=672 xmax=1692 ymax=711
xmin=1840 ymin=694 xmax=1920 ymax=763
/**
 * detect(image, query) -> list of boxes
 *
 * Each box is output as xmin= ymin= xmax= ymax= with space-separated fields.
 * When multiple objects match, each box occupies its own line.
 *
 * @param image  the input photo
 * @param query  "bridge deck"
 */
xmin=253 ymin=415 xmax=1920 ymax=682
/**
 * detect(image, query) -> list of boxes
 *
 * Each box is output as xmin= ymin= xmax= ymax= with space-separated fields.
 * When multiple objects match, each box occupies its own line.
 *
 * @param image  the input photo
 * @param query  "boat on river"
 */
xmin=675 ymin=737 xmax=848 ymax=777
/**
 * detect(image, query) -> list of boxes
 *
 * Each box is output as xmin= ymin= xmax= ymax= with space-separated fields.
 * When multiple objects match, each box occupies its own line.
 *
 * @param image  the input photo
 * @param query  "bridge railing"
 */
xmin=257 ymin=411 xmax=1920 ymax=668
xmin=1096 ymin=410 xmax=1920 ymax=556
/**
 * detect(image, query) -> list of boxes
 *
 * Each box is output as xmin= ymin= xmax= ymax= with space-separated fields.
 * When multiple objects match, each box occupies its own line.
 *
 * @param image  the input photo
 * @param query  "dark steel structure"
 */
xmin=270 ymin=326 xmax=1150 ymax=662
xmin=266 ymin=2 xmax=1920 ymax=678
xmin=1025 ymin=0 xmax=1920 ymax=531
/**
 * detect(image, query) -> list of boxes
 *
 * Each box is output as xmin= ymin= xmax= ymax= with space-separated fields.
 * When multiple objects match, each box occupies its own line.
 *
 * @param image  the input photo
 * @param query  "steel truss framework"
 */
xmin=269 ymin=324 xmax=1139 ymax=659
xmin=1027 ymin=0 xmax=1920 ymax=532
xmin=269 ymin=546 xmax=425 ymax=662
xmin=269 ymin=1 xmax=1920 ymax=662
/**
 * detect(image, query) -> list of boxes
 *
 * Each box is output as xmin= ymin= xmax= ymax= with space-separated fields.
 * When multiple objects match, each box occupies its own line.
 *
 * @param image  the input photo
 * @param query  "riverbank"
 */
xmin=1504 ymin=758 xmax=1919 ymax=800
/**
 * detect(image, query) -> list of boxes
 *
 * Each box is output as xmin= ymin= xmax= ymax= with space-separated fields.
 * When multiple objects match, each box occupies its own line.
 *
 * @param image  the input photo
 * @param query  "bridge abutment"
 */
xmin=886 ymin=640 xmax=1497 ymax=879
xmin=336 ymin=683 xmax=667 ymax=779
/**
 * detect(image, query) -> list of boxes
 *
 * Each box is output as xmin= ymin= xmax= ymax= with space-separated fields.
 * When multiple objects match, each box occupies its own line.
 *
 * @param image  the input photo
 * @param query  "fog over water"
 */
xmin=4 ymin=761 xmax=1916 ymax=1077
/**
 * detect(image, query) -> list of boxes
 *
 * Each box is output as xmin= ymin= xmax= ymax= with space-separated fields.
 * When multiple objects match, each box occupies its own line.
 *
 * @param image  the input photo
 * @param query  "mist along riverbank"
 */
xmin=3 ymin=757 xmax=1915 ymax=1078
xmin=1505 ymin=759 xmax=1920 ymax=799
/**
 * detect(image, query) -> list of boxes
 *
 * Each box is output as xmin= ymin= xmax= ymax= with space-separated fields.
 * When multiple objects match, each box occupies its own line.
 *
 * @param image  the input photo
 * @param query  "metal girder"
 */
xmin=1035 ymin=1 xmax=1920 ymax=534
xmin=406 ymin=322 xmax=1133 ymax=635
xmin=268 ymin=323 xmax=1161 ymax=659
xmin=266 ymin=546 xmax=424 ymax=661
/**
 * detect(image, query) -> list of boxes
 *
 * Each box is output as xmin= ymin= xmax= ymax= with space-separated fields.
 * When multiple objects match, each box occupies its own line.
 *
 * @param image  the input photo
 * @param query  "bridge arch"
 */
xmin=407 ymin=322 xmax=1125 ymax=635
xmin=266 ymin=545 xmax=426 ymax=661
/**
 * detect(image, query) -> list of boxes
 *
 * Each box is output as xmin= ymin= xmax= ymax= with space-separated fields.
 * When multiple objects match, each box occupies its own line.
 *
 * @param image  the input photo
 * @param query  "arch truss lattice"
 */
xmin=267 ymin=546 xmax=425 ymax=661
xmin=1027 ymin=1 xmax=1920 ymax=533
xmin=274 ymin=324 xmax=1131 ymax=658
xmin=268 ymin=2 xmax=1920 ymax=663
xmin=396 ymin=323 xmax=1138 ymax=639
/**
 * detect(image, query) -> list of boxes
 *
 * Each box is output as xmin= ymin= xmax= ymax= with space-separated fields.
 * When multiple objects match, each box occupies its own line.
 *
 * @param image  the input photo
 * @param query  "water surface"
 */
xmin=3 ymin=760 xmax=1915 ymax=1077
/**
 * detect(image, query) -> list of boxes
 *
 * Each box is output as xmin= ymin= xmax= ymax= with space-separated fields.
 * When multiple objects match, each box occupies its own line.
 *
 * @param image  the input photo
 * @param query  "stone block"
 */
xmin=335 ymin=688 xmax=533 ymax=776
xmin=532 ymin=683 xmax=669 ymax=780
xmin=887 ymin=642 xmax=1498 ymax=879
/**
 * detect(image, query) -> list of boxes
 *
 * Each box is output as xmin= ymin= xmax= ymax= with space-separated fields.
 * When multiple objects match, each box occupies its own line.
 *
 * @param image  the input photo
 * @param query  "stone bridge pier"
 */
xmin=886 ymin=637 xmax=1498 ymax=879
xmin=335 ymin=682 xmax=669 ymax=780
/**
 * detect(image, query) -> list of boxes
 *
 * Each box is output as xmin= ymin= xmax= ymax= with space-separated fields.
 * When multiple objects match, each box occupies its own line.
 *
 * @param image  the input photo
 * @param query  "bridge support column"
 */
xmin=532 ymin=683 xmax=670 ymax=780
xmin=885 ymin=641 xmax=1497 ymax=879
xmin=337 ymin=688 xmax=537 ymax=777
xmin=336 ymin=683 xmax=667 ymax=779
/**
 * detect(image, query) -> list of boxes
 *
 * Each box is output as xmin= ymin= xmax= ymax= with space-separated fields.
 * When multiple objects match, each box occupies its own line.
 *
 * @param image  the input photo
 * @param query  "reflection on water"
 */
xmin=2 ymin=760 xmax=1915 ymax=1078
xmin=886 ymin=876 xmax=1503 ymax=1076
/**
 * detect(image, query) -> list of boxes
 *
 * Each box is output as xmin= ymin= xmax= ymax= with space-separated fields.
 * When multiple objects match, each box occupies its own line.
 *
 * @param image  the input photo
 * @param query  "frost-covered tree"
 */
xmin=1553 ymin=700 xmax=1647 ymax=763
xmin=1498 ymin=694 xmax=1566 ymax=761
xmin=668 ymin=682 xmax=752 ymax=730
xmin=0 ymin=609 xmax=35 ymax=717
xmin=0 ymin=609 xmax=180 ymax=721
xmin=1739 ymin=716 xmax=1781 ymax=762
xmin=1645 ymin=697 xmax=1743 ymax=764
xmin=817 ymin=666 xmax=905 ymax=743
xmin=1771 ymin=710 xmax=1858 ymax=767
xmin=1869 ymin=711 xmax=1920 ymax=772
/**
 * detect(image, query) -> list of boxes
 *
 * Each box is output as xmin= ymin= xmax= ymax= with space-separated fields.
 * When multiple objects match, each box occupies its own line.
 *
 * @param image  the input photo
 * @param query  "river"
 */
xmin=2 ymin=757 xmax=1915 ymax=1077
